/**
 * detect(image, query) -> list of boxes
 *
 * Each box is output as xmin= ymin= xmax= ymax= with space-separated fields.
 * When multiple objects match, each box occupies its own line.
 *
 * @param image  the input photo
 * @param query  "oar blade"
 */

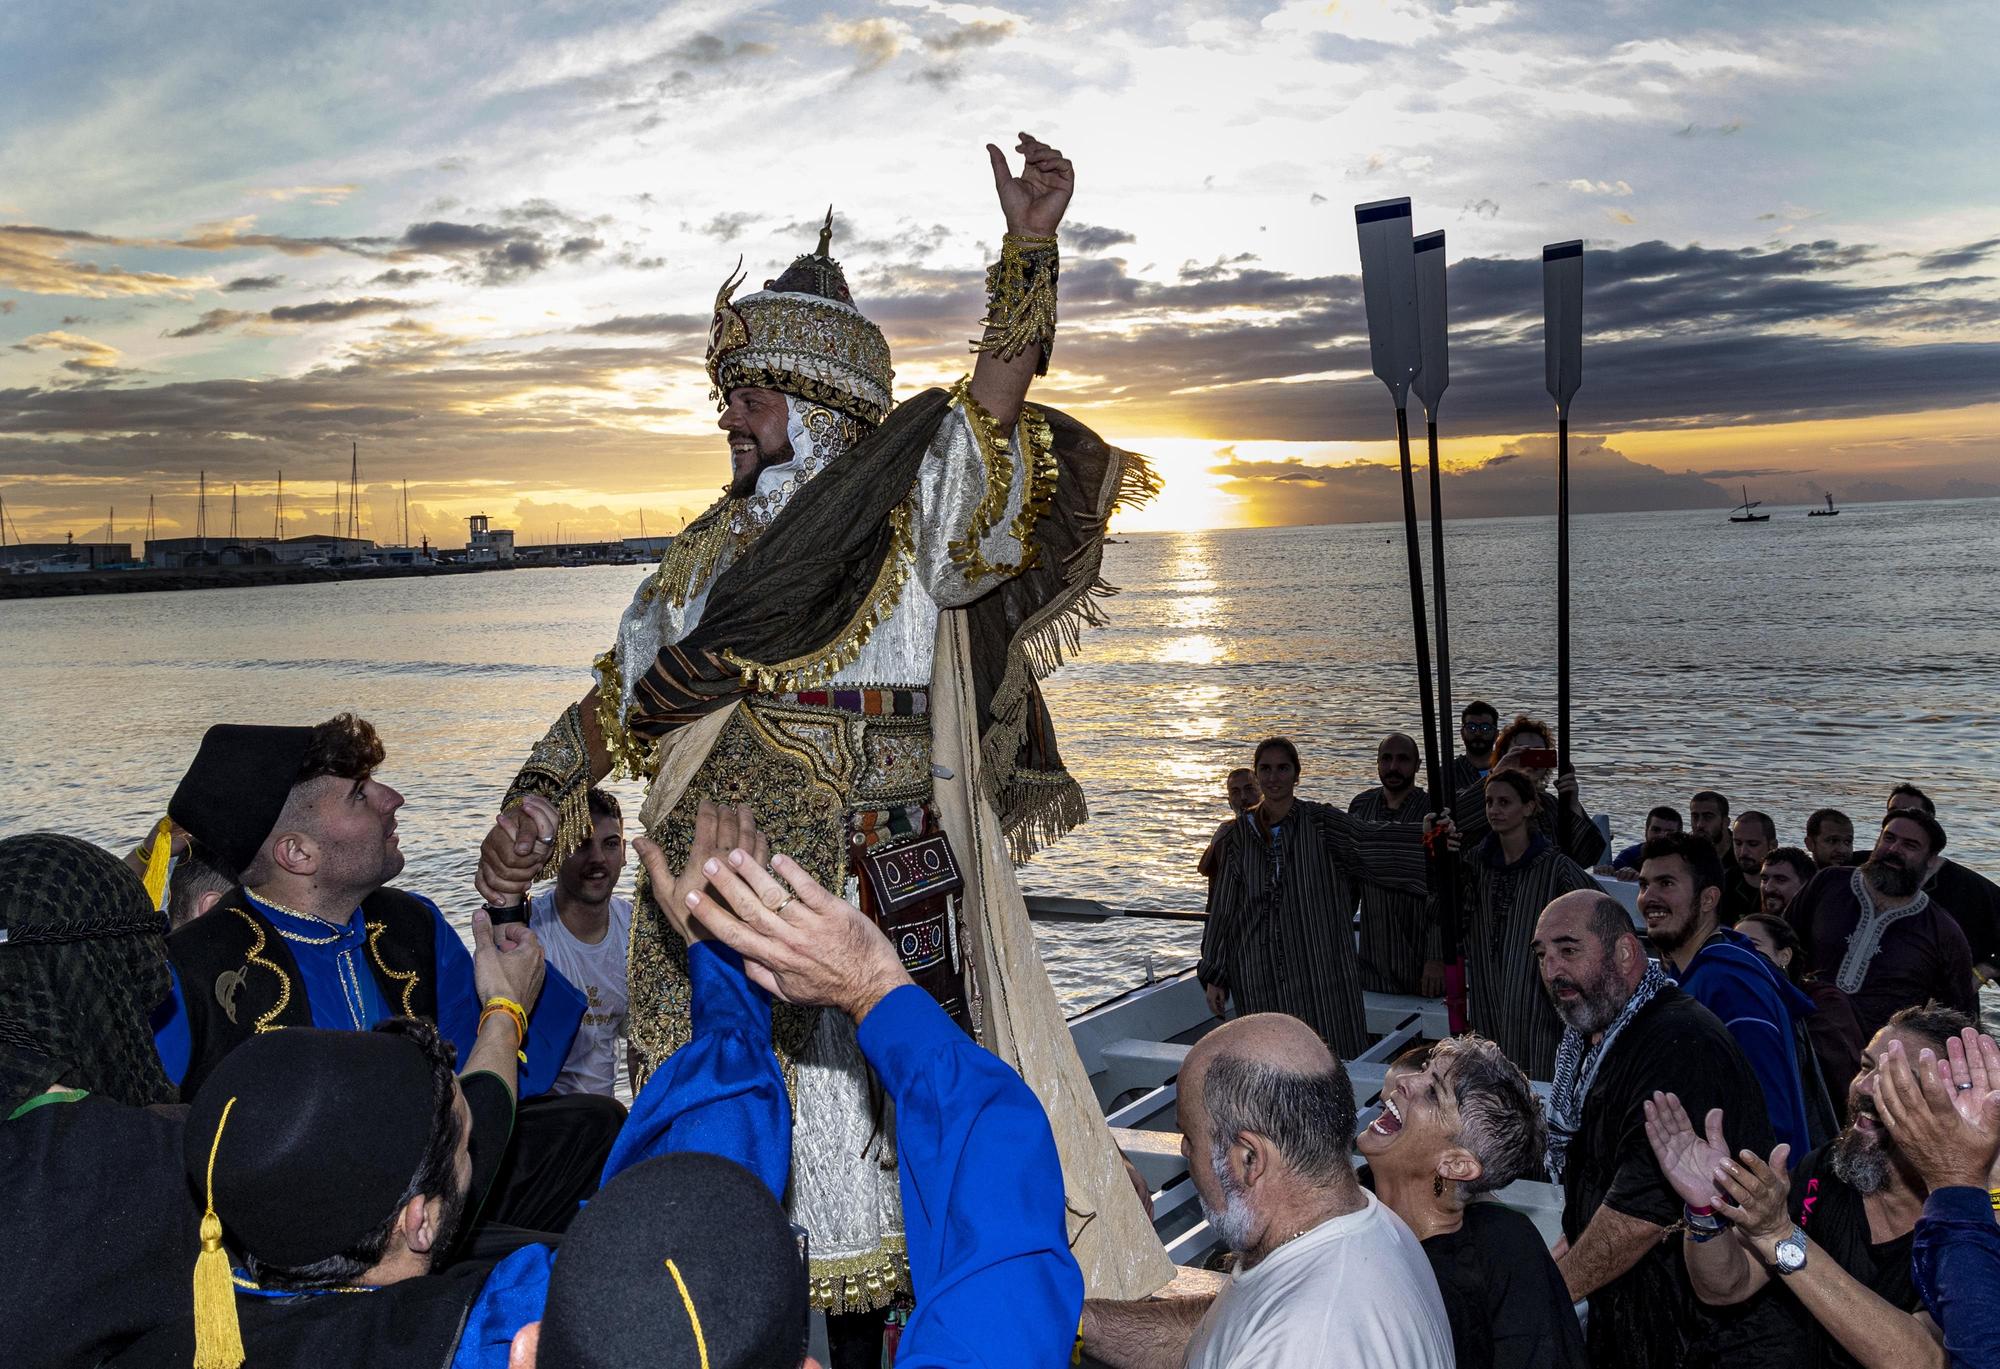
xmin=1543 ymin=240 xmax=1583 ymax=416
xmin=1356 ymin=197 xmax=1423 ymax=409
xmin=1412 ymin=229 xmax=1449 ymax=418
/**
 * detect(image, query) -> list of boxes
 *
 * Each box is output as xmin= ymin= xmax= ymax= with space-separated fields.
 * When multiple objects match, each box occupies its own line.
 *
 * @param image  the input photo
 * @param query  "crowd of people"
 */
xmin=4 ymin=698 xmax=2000 ymax=1368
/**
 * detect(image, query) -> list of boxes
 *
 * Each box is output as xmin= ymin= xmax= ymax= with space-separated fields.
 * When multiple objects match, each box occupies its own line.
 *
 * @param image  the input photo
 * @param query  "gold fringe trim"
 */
xmin=945 ymin=375 xmax=1015 ymax=570
xmin=646 ymin=496 xmax=738 ymax=609
xmin=1001 ymin=774 xmax=1091 ymax=865
xmin=970 ymin=233 xmax=1059 ymax=375
xmin=592 ymin=649 xmax=654 ymax=779
xmin=947 ymin=391 xmax=1060 ymax=582
xmin=709 ymin=364 xmax=890 ymax=428
xmin=807 ymin=1238 xmax=911 ymax=1314
xmin=720 ymin=498 xmax=916 ymax=693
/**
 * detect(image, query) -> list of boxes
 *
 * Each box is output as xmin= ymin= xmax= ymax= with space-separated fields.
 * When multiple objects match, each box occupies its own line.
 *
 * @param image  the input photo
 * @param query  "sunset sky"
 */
xmin=2 ymin=0 xmax=1995 ymax=542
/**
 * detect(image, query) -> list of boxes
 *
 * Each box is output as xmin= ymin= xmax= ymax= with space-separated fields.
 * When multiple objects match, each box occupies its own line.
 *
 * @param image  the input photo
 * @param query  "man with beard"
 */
xmin=1886 ymin=785 xmax=2000 ymax=988
xmin=1077 ymin=1013 xmax=1453 ymax=1368
xmin=1644 ymin=1003 xmax=1974 ymax=1369
xmin=1762 ymin=848 xmax=1817 ymax=919
xmin=1805 ymin=809 xmax=1855 ymax=871
xmin=528 ymin=788 xmax=636 ymax=1097
xmin=1198 ymin=767 xmax=1261 ymax=881
xmin=1787 ymin=810 xmax=1977 ymax=1041
xmin=1532 ymin=889 xmax=1789 ymax=1369
xmin=1349 ymin=731 xmax=1437 ymax=996
xmin=1638 ymin=833 xmax=1817 ymax=1154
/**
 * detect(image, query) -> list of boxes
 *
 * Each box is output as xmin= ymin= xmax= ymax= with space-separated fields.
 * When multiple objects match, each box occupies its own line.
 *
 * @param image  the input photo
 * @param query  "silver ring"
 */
xmin=1958 ymin=1081 xmax=1974 ymax=1091
xmin=533 ymin=837 xmax=552 ymax=849
xmin=774 ymin=896 xmax=795 ymax=915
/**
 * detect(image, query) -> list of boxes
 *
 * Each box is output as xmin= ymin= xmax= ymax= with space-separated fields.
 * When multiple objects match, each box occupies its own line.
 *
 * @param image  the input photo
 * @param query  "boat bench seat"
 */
xmin=1099 ymin=1038 xmax=1192 ymax=1100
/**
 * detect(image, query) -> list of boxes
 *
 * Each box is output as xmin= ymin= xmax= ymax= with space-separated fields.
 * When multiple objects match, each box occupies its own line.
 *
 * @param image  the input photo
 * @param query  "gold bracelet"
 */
xmin=970 ymin=232 xmax=1059 ymax=375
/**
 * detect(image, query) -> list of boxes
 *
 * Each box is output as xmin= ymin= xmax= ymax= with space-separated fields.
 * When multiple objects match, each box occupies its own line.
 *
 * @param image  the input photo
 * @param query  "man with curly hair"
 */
xmin=152 ymin=715 xmax=612 ymax=1233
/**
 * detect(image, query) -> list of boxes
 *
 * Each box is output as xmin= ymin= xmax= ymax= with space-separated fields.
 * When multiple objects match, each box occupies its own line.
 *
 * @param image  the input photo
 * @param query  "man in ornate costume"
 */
xmin=478 ymin=133 xmax=1172 ymax=1360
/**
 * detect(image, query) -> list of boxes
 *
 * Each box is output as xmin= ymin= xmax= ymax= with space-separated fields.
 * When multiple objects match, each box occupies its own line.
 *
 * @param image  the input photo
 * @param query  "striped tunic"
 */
xmin=1448 ymin=778 xmax=1607 ymax=870
xmin=1347 ymin=785 xmax=1434 ymax=995
xmin=1199 ymin=798 xmax=1429 ymax=1059
xmin=1444 ymin=835 xmax=1598 ymax=1079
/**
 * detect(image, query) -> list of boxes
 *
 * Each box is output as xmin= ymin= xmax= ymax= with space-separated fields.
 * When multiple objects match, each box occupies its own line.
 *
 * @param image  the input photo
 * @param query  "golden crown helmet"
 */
xmin=705 ymin=209 xmax=895 ymax=427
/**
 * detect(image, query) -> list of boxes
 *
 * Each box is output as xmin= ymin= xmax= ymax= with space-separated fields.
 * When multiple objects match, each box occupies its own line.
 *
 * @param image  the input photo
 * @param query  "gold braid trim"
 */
xmin=645 ymin=496 xmax=738 ymax=609
xmin=808 ymin=1238 xmax=911 ymax=1314
xmin=947 ymin=394 xmax=1059 ymax=582
xmin=970 ymin=232 xmax=1058 ymax=375
xmin=710 ymin=364 xmax=890 ymax=428
xmin=945 ymin=375 xmax=1014 ymax=570
xmin=501 ymin=702 xmax=594 ymax=879
xmin=719 ymin=498 xmax=916 ymax=693
xmin=592 ymin=649 xmax=653 ymax=779
xmin=233 ymin=907 xmax=292 ymax=1034
xmin=365 ymin=921 xmax=421 ymax=1017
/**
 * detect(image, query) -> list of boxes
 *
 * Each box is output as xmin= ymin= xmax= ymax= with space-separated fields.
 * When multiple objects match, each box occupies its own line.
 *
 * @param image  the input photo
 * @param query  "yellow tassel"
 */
xmin=193 ymin=1097 xmax=245 ymax=1369
xmin=141 ymin=816 xmax=174 ymax=915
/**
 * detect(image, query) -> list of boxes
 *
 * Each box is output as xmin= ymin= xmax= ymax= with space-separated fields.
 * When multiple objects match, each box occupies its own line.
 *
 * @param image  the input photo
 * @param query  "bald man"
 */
xmin=1349 ymin=732 xmax=1441 ymax=997
xmin=1080 ymin=1013 xmax=1451 ymax=1368
xmin=1533 ymin=890 xmax=1788 ymax=1369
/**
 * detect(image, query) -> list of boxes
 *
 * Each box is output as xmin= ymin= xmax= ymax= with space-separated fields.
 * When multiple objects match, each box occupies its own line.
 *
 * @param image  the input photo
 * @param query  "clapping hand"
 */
xmin=1875 ymin=1030 xmax=2000 ymax=1191
xmin=632 ymin=800 xmax=769 ymax=947
xmin=1714 ymin=1144 xmax=1796 ymax=1264
xmin=1642 ymin=1091 xmax=1730 ymax=1210
xmin=988 ymin=132 xmax=1073 ymax=236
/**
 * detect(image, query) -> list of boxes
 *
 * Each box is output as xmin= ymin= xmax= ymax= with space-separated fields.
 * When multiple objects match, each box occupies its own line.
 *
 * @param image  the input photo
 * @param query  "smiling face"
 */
xmin=1760 ymin=858 xmax=1806 ymax=916
xmin=1864 ymin=815 xmax=1934 ymax=897
xmin=1254 ymin=746 xmax=1298 ymax=805
xmin=1356 ymin=1053 xmax=1463 ymax=1185
xmin=1636 ymin=852 xmax=1717 ymax=963
xmin=717 ymin=386 xmax=793 ymax=495
xmin=556 ymin=812 xmax=625 ymax=907
xmin=1806 ymin=816 xmax=1854 ymax=868
xmin=1832 ymin=1025 xmax=1927 ymax=1194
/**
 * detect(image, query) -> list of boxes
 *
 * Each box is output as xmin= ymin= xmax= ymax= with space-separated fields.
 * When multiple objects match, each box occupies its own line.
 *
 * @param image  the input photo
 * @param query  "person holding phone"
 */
xmin=1489 ymin=715 xmax=1606 ymax=870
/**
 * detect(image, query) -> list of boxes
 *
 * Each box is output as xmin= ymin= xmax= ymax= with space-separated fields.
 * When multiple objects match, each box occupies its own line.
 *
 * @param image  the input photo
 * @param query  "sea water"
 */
xmin=5 ymin=499 xmax=1997 ymax=1012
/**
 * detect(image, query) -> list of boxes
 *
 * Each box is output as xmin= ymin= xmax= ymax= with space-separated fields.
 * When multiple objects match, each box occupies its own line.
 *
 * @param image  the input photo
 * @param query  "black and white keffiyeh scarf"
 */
xmin=1545 ymin=960 xmax=1670 ymax=1181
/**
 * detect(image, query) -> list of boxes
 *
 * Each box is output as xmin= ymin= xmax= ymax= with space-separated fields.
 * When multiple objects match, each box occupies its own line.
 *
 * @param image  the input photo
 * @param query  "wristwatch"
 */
xmin=1772 ymin=1225 xmax=1808 ymax=1276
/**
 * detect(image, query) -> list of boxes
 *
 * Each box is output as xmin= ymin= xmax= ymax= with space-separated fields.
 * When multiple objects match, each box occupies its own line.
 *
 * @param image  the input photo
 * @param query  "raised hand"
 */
xmin=1877 ymin=1036 xmax=2000 ymax=1191
xmin=1714 ymin=1144 xmax=1795 ymax=1263
xmin=471 ymin=906 xmax=546 ymax=1013
xmin=475 ymin=795 xmax=557 ymax=906
xmin=1941 ymin=1026 xmax=2000 ymax=1126
xmin=631 ymin=800 xmax=769 ymax=946
xmin=1643 ymin=1091 xmax=1730 ymax=1210
xmin=683 ymin=848 xmax=912 ymax=1022
xmin=987 ymin=131 xmax=1073 ymax=236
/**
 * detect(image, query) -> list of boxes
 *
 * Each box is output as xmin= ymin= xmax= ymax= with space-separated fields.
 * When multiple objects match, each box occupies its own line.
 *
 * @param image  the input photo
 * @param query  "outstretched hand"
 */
xmin=683 ymin=848 xmax=912 ymax=1022
xmin=1876 ymin=1032 xmax=2000 ymax=1191
xmin=631 ymin=801 xmax=770 ymax=948
xmin=1643 ymin=1091 xmax=1730 ymax=1210
xmin=475 ymin=795 xmax=557 ymax=906
xmin=987 ymin=132 xmax=1073 ymax=236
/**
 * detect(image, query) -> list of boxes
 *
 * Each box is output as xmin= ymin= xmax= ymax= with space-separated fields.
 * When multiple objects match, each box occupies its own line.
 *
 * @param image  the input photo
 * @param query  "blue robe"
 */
xmin=1672 ymin=927 xmax=1817 ymax=1155
xmin=152 ymin=892 xmax=586 ymax=1099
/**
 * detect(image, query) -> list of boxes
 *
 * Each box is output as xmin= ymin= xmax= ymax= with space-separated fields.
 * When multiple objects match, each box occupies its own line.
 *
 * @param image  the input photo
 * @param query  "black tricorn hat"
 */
xmin=168 ymin=724 xmax=315 ymax=878
xmin=538 ymin=1152 xmax=808 ymax=1369
xmin=183 ymin=1027 xmax=437 ymax=1269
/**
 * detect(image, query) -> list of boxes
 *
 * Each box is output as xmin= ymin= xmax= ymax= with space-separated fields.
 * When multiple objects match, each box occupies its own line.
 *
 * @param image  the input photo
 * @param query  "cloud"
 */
xmin=223 ymin=274 xmax=284 ymax=292
xmin=12 ymin=330 xmax=123 ymax=369
xmin=1461 ymin=199 xmax=1500 ymax=219
xmin=921 ymin=20 xmax=1014 ymax=53
xmin=573 ymin=312 xmax=704 ymax=335
xmin=266 ymin=296 xmax=412 ymax=324
xmin=165 ymin=309 xmax=251 ymax=338
xmin=0 ymin=223 xmax=210 ymax=298
xmin=1918 ymin=236 xmax=2000 ymax=272
xmin=368 ymin=268 xmax=431 ymax=287
xmin=827 ymin=18 xmax=903 ymax=74
xmin=1556 ymin=179 xmax=1633 ymax=197
xmin=1062 ymin=223 xmax=1136 ymax=254
xmin=397 ymin=218 xmax=601 ymax=283
xmin=0 ymin=299 xmax=14 ymax=314
xmin=250 ymin=185 xmax=356 ymax=206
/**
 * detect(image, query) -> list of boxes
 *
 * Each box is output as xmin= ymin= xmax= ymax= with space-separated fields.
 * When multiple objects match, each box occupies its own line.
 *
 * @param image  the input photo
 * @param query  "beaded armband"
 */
xmin=970 ymin=232 xmax=1059 ymax=375
xmin=501 ymin=701 xmax=593 ymax=879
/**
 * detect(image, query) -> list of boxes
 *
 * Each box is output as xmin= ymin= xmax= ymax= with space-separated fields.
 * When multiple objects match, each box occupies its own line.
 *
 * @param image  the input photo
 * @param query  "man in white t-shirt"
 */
xmin=1080 ymin=1013 xmax=1453 ymax=1368
xmin=528 ymin=787 xmax=635 ymax=1097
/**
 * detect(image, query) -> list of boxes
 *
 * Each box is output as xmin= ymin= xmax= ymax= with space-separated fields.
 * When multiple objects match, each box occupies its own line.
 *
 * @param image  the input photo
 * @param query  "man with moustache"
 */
xmin=1645 ymin=1003 xmax=1974 ymax=1369
xmin=1637 ymin=833 xmax=1817 ymax=1154
xmin=1348 ymin=731 xmax=1437 ymax=996
xmin=1805 ymin=809 xmax=1855 ymax=870
xmin=528 ymin=787 xmax=636 ymax=1097
xmin=1533 ymin=889 xmax=1788 ymax=1369
xmin=1761 ymin=847 xmax=1817 ymax=920
xmin=1077 ymin=1013 xmax=1453 ymax=1368
xmin=1198 ymin=767 xmax=1261 ymax=881
xmin=1886 ymin=784 xmax=2000 ymax=987
xmin=1787 ymin=809 xmax=1978 ymax=1041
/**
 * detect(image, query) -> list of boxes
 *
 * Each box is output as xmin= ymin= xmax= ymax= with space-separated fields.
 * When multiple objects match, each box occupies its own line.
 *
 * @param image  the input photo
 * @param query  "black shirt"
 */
xmin=1777 ymin=1143 xmax=1921 ymax=1369
xmin=1929 ymin=859 xmax=2000 ymax=967
xmin=1424 ymin=1202 xmax=1588 ymax=1369
xmin=1561 ymin=984 xmax=1794 ymax=1369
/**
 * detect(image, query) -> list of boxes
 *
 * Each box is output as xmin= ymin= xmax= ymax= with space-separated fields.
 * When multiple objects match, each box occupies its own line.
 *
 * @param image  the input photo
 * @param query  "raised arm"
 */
xmin=478 ymin=691 xmax=616 ymax=902
xmin=966 ymin=133 xmax=1072 ymax=431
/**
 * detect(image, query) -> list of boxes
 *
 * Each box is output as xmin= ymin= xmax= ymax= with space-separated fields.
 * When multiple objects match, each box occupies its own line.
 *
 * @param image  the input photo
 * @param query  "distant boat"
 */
xmin=1730 ymin=485 xmax=1770 ymax=523
xmin=1808 ymin=492 xmax=1840 ymax=517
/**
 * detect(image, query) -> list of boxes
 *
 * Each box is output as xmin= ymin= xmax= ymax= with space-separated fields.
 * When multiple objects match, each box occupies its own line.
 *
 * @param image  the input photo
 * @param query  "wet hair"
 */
xmin=585 ymin=787 xmax=622 ymax=823
xmin=298 ymin=713 xmax=386 ymax=786
xmin=1887 ymin=783 xmax=1935 ymax=816
xmin=1494 ymin=715 xmax=1554 ymax=759
xmin=1483 ymin=768 xmax=1538 ymax=808
xmin=1201 ymin=1050 xmax=1356 ymax=1186
xmin=1645 ymin=805 xmax=1684 ymax=830
xmin=1737 ymin=810 xmax=1777 ymax=844
xmin=1461 ymin=701 xmax=1499 ymax=725
xmin=167 ymin=845 xmax=236 ymax=930
xmin=1806 ymin=808 xmax=1852 ymax=841
xmin=1253 ymin=737 xmax=1300 ymax=773
xmin=244 ymin=1017 xmax=464 ymax=1290
xmin=1430 ymin=1036 xmax=1547 ymax=1195
xmin=1881 ymin=808 xmax=1947 ymax=857
xmin=1690 ymin=789 xmax=1730 ymax=820
xmin=1763 ymin=847 xmax=1816 ymax=883
xmin=1884 ymin=1001 xmax=1974 ymax=1055
xmin=1641 ymin=832 xmax=1726 ymax=899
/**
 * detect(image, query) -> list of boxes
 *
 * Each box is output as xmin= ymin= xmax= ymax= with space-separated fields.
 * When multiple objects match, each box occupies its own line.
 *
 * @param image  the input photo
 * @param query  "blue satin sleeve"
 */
xmin=151 ymin=963 xmax=191 ymax=1087
xmin=449 ymin=1242 xmax=558 ymax=1369
xmin=1911 ymin=1185 xmax=2000 ymax=1369
xmin=424 ymin=899 xmax=584 ymax=1098
xmin=857 ymin=985 xmax=1083 ymax=1368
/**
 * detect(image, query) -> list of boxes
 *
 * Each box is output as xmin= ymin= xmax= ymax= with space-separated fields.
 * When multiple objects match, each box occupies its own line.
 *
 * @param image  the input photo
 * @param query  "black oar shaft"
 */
xmin=1425 ymin=417 xmax=1460 ymax=962
xmin=1394 ymin=406 xmax=1445 ymax=820
xmin=1556 ymin=413 xmax=1571 ymax=776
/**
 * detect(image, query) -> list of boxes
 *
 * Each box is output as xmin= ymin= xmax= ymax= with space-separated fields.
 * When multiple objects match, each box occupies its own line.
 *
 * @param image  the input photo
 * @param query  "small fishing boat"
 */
xmin=1808 ymin=492 xmax=1840 ymax=517
xmin=1729 ymin=485 xmax=1769 ymax=523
